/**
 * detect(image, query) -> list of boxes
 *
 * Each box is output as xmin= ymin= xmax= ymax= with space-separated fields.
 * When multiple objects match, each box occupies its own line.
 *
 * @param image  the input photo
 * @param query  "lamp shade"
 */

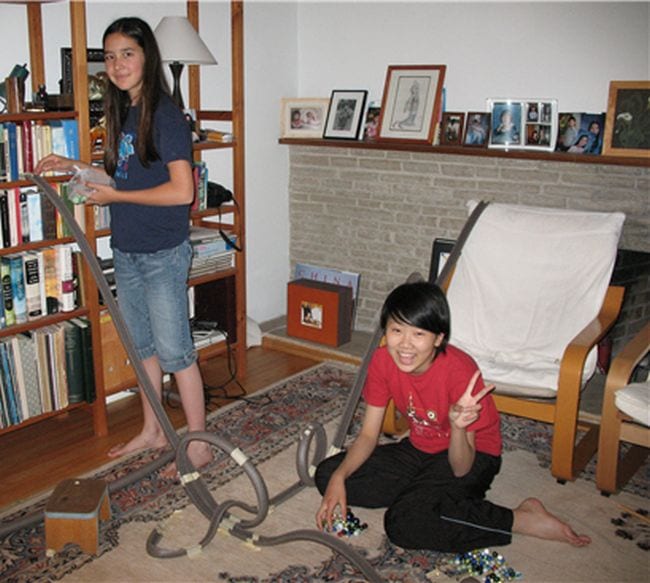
xmin=154 ymin=16 xmax=217 ymax=65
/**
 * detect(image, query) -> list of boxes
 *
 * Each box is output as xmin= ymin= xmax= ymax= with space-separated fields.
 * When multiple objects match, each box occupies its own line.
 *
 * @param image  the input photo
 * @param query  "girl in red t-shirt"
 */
xmin=315 ymin=281 xmax=590 ymax=552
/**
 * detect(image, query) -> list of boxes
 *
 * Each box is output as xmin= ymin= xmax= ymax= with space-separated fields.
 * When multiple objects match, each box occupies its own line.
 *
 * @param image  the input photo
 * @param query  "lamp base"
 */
xmin=169 ymin=61 xmax=185 ymax=110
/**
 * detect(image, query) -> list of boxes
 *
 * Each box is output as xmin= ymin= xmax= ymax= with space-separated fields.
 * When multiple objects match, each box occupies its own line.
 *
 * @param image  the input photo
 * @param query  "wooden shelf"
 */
xmin=0 ymin=307 xmax=90 ymax=339
xmin=279 ymin=138 xmax=650 ymax=168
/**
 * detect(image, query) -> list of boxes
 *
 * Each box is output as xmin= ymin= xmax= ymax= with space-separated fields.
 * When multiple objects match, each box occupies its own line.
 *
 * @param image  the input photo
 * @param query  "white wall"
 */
xmin=1 ymin=1 xmax=648 ymax=325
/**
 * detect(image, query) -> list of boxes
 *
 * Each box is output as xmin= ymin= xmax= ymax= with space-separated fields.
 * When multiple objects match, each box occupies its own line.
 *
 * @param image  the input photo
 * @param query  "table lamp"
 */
xmin=154 ymin=16 xmax=217 ymax=110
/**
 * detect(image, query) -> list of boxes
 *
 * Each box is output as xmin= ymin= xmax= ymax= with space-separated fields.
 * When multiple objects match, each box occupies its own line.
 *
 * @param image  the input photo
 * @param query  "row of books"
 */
xmin=0 ymin=185 xmax=110 ymax=248
xmin=0 ymin=317 xmax=95 ymax=429
xmin=0 ymin=243 xmax=79 ymax=329
xmin=189 ymin=226 xmax=237 ymax=278
xmin=0 ymin=119 xmax=79 ymax=182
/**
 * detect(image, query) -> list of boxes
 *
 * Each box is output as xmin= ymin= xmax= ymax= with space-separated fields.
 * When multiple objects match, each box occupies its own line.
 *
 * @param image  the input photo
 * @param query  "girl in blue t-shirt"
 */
xmin=315 ymin=281 xmax=591 ymax=552
xmin=35 ymin=17 xmax=212 ymax=473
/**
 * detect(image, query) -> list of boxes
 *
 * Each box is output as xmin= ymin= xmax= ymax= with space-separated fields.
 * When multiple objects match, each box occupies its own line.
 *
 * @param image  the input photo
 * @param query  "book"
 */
xmin=41 ymin=246 xmax=59 ymax=314
xmin=33 ymin=328 xmax=52 ymax=413
xmin=23 ymin=251 xmax=43 ymax=320
xmin=56 ymin=244 xmax=76 ymax=312
xmin=52 ymin=323 xmax=69 ymax=409
xmin=7 ymin=187 xmax=21 ymax=246
xmin=9 ymin=253 xmax=27 ymax=324
xmin=25 ymin=189 xmax=44 ymax=242
xmin=5 ymin=122 xmax=19 ymax=181
xmin=61 ymin=119 xmax=79 ymax=160
xmin=63 ymin=321 xmax=85 ymax=404
xmin=71 ymin=317 xmax=95 ymax=403
xmin=14 ymin=332 xmax=42 ymax=418
xmin=0 ymin=191 xmax=8 ymax=248
xmin=1 ymin=256 xmax=15 ymax=327
xmin=9 ymin=336 xmax=29 ymax=421
xmin=0 ymin=341 xmax=21 ymax=425
xmin=0 ymin=123 xmax=6 ymax=181
xmin=20 ymin=119 xmax=33 ymax=174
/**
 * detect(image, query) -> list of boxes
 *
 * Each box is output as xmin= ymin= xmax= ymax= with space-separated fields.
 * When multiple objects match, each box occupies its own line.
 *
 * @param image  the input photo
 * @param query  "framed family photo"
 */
xmin=555 ymin=112 xmax=605 ymax=154
xmin=280 ymin=98 xmax=329 ymax=139
xmin=323 ymin=90 xmax=368 ymax=140
xmin=463 ymin=112 xmax=491 ymax=147
xmin=378 ymin=64 xmax=446 ymax=144
xmin=488 ymin=98 xmax=557 ymax=151
xmin=439 ymin=112 xmax=465 ymax=146
xmin=602 ymin=81 xmax=650 ymax=158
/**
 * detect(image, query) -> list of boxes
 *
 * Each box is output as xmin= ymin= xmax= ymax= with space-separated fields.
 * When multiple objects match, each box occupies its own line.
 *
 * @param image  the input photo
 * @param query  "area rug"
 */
xmin=1 ymin=362 xmax=648 ymax=582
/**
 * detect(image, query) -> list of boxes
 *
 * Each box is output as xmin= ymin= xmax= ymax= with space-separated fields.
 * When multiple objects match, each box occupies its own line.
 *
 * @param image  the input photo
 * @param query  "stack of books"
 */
xmin=189 ymin=226 xmax=237 ymax=278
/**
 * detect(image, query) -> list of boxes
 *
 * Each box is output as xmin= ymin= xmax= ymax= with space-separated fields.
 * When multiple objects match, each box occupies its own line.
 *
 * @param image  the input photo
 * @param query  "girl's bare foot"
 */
xmin=160 ymin=441 xmax=214 ymax=480
xmin=107 ymin=431 xmax=168 ymax=458
xmin=513 ymin=498 xmax=591 ymax=547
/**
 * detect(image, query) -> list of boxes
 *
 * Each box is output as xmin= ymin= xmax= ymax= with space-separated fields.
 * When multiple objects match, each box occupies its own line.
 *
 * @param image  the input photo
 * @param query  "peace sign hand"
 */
xmin=448 ymin=370 xmax=495 ymax=430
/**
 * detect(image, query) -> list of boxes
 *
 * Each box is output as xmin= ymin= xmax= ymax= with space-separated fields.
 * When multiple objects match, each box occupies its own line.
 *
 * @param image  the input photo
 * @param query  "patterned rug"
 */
xmin=1 ymin=362 xmax=648 ymax=582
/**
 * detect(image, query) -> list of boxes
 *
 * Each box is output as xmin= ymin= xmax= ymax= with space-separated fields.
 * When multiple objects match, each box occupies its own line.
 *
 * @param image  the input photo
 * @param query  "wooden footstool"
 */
xmin=45 ymin=478 xmax=111 ymax=555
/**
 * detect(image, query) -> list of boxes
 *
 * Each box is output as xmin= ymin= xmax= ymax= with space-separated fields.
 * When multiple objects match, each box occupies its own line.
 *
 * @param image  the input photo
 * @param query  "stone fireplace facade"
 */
xmin=288 ymin=146 xmax=648 ymax=351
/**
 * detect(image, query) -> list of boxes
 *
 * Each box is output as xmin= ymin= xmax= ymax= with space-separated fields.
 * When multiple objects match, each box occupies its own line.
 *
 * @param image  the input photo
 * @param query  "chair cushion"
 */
xmin=447 ymin=200 xmax=624 ymax=391
xmin=616 ymin=382 xmax=650 ymax=426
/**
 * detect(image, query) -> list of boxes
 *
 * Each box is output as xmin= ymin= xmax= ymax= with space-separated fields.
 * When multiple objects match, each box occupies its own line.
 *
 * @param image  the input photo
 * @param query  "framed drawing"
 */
xmin=602 ymin=81 xmax=650 ymax=158
xmin=488 ymin=98 xmax=557 ymax=151
xmin=555 ymin=112 xmax=606 ymax=154
xmin=463 ymin=112 xmax=491 ymax=147
xmin=439 ymin=112 xmax=465 ymax=146
xmin=61 ymin=47 xmax=106 ymax=127
xmin=377 ymin=64 xmax=446 ymax=144
xmin=323 ymin=90 xmax=368 ymax=140
xmin=280 ymin=97 xmax=329 ymax=139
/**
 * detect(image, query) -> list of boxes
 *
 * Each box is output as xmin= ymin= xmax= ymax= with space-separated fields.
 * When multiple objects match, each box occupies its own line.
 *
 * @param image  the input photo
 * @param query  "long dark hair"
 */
xmin=102 ymin=17 xmax=171 ymax=175
xmin=380 ymin=281 xmax=450 ymax=351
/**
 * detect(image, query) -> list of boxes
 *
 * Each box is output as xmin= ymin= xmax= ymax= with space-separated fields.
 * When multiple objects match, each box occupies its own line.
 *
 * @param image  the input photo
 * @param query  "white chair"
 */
xmin=596 ymin=322 xmax=650 ymax=495
xmin=443 ymin=200 xmax=625 ymax=482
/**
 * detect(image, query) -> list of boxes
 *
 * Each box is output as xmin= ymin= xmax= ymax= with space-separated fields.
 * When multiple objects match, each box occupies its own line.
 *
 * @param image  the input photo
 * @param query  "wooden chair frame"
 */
xmin=596 ymin=322 xmax=650 ymax=495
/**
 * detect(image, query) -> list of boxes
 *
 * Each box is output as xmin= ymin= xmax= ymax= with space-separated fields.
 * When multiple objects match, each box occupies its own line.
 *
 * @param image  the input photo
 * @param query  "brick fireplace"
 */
xmin=287 ymin=145 xmax=649 ymax=352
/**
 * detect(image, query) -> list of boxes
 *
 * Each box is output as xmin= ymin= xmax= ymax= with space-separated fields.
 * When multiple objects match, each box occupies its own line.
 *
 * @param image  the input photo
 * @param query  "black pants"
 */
xmin=315 ymin=439 xmax=513 ymax=553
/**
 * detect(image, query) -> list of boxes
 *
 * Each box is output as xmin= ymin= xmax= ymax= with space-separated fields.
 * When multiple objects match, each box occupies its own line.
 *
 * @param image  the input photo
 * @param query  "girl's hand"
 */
xmin=315 ymin=475 xmax=347 ymax=532
xmin=85 ymin=181 xmax=117 ymax=206
xmin=448 ymin=370 xmax=494 ymax=430
xmin=34 ymin=153 xmax=79 ymax=175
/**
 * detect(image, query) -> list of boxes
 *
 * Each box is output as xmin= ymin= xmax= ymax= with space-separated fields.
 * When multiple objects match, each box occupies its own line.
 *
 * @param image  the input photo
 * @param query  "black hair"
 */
xmin=380 ymin=281 xmax=450 ymax=351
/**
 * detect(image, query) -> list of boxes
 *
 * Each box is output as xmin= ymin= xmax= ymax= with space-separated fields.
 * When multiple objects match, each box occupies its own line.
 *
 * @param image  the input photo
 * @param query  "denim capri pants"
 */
xmin=113 ymin=239 xmax=197 ymax=373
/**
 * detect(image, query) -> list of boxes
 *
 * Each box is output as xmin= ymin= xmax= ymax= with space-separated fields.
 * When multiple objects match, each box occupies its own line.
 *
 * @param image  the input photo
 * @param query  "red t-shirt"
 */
xmin=363 ymin=345 xmax=502 ymax=456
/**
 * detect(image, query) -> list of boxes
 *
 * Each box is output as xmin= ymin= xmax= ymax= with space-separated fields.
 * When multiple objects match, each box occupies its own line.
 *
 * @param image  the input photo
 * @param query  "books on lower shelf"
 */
xmin=189 ymin=226 xmax=237 ymax=278
xmin=0 ymin=317 xmax=95 ymax=429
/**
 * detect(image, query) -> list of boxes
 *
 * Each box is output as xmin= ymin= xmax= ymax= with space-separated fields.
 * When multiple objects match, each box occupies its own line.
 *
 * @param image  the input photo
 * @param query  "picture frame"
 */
xmin=428 ymin=238 xmax=455 ymax=283
xmin=463 ymin=112 xmax=491 ymax=147
xmin=487 ymin=98 xmax=557 ymax=151
xmin=323 ymin=90 xmax=368 ymax=140
xmin=439 ymin=112 xmax=465 ymax=146
xmin=361 ymin=103 xmax=381 ymax=141
xmin=555 ymin=112 xmax=606 ymax=154
xmin=602 ymin=81 xmax=650 ymax=158
xmin=280 ymin=97 xmax=329 ymax=139
xmin=61 ymin=47 xmax=106 ymax=127
xmin=377 ymin=64 xmax=446 ymax=144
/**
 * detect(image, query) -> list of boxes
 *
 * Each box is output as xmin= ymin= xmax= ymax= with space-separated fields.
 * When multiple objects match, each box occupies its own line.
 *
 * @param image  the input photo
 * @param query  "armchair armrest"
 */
xmin=605 ymin=321 xmax=650 ymax=395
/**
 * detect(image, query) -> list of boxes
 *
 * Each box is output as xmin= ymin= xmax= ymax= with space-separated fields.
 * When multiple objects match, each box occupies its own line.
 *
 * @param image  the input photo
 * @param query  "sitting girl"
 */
xmin=315 ymin=281 xmax=591 ymax=552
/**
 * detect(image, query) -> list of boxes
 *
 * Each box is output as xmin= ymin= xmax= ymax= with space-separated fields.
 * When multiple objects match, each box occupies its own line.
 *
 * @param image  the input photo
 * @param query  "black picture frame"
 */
xmin=61 ymin=47 xmax=106 ymax=127
xmin=428 ymin=238 xmax=456 ymax=284
xmin=323 ymin=90 xmax=368 ymax=140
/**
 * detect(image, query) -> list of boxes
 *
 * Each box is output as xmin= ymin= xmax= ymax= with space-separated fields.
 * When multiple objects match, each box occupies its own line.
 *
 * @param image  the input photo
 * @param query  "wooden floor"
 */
xmin=0 ymin=346 xmax=319 ymax=512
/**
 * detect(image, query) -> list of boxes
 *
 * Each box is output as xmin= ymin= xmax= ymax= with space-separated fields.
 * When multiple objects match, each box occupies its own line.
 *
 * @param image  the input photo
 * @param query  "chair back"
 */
xmin=447 ymin=200 xmax=624 ymax=391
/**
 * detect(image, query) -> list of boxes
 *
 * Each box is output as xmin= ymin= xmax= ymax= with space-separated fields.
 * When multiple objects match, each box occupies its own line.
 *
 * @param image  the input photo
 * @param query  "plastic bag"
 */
xmin=67 ymin=165 xmax=115 ymax=204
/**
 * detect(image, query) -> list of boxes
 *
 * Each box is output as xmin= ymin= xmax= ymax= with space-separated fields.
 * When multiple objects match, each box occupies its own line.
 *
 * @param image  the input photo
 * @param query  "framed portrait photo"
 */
xmin=488 ymin=99 xmax=557 ymax=151
xmin=555 ymin=112 xmax=606 ymax=154
xmin=323 ymin=90 xmax=368 ymax=140
xmin=361 ymin=102 xmax=381 ymax=141
xmin=61 ymin=47 xmax=106 ymax=127
xmin=378 ymin=64 xmax=446 ymax=144
xmin=602 ymin=81 xmax=650 ymax=158
xmin=280 ymin=97 xmax=329 ymax=139
xmin=439 ymin=112 xmax=465 ymax=146
xmin=463 ymin=112 xmax=491 ymax=147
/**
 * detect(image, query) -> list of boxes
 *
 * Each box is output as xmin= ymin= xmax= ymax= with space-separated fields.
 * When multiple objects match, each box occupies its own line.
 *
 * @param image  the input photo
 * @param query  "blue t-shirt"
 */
xmin=110 ymin=94 xmax=193 ymax=253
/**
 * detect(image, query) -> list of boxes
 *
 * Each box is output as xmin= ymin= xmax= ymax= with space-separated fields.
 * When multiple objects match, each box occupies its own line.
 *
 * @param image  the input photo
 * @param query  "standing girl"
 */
xmin=35 ymin=17 xmax=212 ymax=471
xmin=315 ymin=281 xmax=591 ymax=552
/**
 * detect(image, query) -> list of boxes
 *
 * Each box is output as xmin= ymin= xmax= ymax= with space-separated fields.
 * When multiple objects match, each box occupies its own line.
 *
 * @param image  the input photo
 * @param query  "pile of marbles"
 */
xmin=323 ymin=509 xmax=368 ymax=538
xmin=429 ymin=548 xmax=522 ymax=582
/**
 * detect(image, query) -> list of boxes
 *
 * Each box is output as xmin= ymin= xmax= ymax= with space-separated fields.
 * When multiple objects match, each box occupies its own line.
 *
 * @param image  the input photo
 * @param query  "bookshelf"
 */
xmin=0 ymin=0 xmax=246 ymax=437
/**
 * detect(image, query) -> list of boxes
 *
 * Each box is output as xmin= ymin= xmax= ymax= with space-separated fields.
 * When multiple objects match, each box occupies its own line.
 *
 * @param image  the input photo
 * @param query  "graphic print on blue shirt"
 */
xmin=116 ymin=132 xmax=135 ymax=180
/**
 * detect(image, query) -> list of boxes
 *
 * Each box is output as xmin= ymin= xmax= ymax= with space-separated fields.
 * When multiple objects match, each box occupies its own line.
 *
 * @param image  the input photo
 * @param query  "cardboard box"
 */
xmin=287 ymin=279 xmax=353 ymax=347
